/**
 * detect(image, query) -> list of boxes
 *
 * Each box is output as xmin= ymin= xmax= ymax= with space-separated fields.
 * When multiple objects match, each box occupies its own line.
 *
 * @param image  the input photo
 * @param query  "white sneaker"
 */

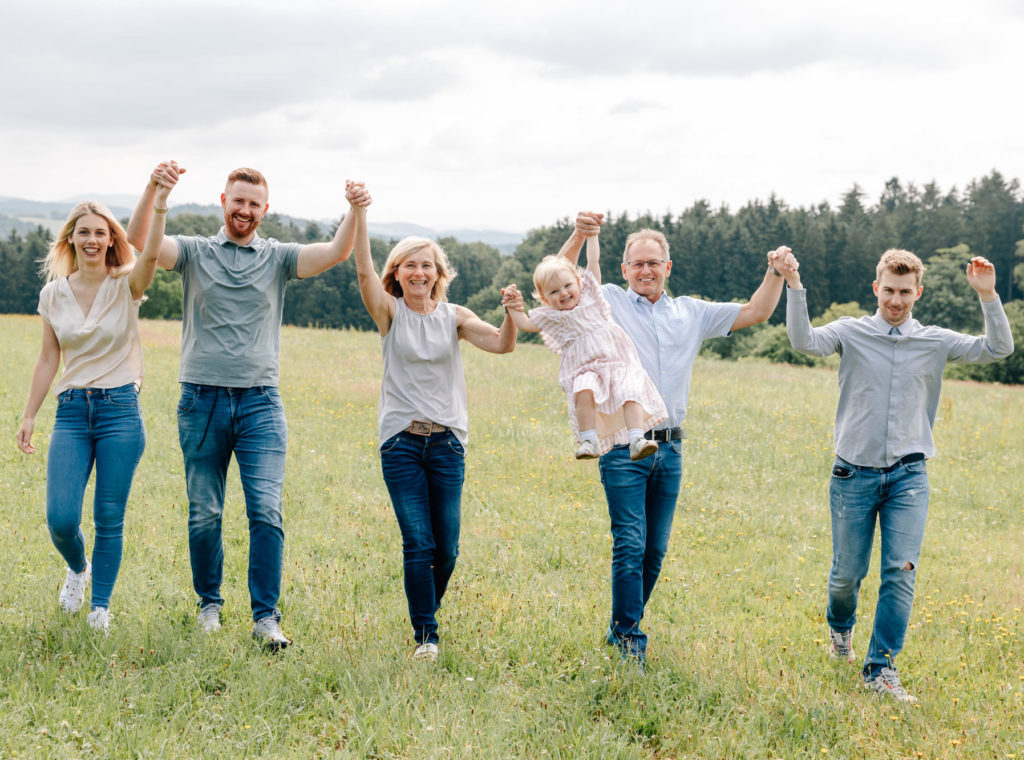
xmin=575 ymin=439 xmax=599 ymax=460
xmin=198 ymin=603 xmax=222 ymax=633
xmin=59 ymin=561 xmax=91 ymax=614
xmin=629 ymin=436 xmax=658 ymax=461
xmin=863 ymin=667 xmax=918 ymax=703
xmin=252 ymin=616 xmax=291 ymax=650
xmin=414 ymin=642 xmax=438 ymax=662
xmin=87 ymin=607 xmax=111 ymax=632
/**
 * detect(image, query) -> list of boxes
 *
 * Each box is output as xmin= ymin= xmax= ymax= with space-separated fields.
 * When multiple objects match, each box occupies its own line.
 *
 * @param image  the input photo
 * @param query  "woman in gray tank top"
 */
xmin=348 ymin=188 xmax=519 ymax=662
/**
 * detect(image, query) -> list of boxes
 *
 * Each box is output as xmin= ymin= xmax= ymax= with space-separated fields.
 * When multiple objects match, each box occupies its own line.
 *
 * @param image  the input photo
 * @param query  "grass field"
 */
xmin=1 ymin=314 xmax=1021 ymax=759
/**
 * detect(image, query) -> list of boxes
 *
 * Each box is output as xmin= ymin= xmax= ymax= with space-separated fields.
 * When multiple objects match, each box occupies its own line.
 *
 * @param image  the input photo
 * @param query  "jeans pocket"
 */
xmin=177 ymin=385 xmax=199 ymax=414
xmin=379 ymin=433 xmax=403 ymax=456
xmin=107 ymin=387 xmax=140 ymax=407
xmin=831 ymin=463 xmax=854 ymax=479
xmin=446 ymin=436 xmax=466 ymax=458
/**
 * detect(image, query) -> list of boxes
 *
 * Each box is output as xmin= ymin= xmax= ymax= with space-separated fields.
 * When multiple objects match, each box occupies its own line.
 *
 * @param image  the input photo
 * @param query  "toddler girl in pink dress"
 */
xmin=505 ymin=235 xmax=666 ymax=460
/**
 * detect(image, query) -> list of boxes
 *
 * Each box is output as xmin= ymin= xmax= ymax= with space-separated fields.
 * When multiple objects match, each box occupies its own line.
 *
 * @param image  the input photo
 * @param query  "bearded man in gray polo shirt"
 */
xmin=128 ymin=161 xmax=371 ymax=648
xmin=783 ymin=249 xmax=1013 ymax=702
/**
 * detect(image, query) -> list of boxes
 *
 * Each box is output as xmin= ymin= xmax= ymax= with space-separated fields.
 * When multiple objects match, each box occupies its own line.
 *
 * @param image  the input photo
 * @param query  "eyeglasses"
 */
xmin=625 ymin=259 xmax=667 ymax=271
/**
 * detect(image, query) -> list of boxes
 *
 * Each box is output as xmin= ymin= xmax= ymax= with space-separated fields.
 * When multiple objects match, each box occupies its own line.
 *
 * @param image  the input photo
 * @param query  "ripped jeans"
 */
xmin=826 ymin=456 xmax=929 ymax=679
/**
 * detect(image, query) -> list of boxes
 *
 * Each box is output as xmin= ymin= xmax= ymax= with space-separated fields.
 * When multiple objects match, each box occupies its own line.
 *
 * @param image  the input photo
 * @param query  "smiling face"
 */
xmin=69 ymin=213 xmax=113 ymax=270
xmin=873 ymin=270 xmax=922 ymax=327
xmin=395 ymin=248 xmax=439 ymax=300
xmin=539 ymin=269 xmax=582 ymax=311
xmin=621 ymin=239 xmax=672 ymax=302
xmin=221 ymin=180 xmax=268 ymax=243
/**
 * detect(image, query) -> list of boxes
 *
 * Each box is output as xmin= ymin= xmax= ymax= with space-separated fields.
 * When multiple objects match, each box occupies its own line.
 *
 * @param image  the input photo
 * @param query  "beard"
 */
xmin=224 ymin=210 xmax=261 ymax=239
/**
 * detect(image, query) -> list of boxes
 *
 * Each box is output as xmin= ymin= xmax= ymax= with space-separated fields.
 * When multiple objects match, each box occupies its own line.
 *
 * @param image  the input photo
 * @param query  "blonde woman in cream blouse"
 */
xmin=17 ymin=181 xmax=172 ymax=632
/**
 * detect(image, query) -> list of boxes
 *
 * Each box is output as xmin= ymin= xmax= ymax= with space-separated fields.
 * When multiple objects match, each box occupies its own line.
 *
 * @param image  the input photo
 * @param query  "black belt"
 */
xmin=842 ymin=452 xmax=925 ymax=473
xmin=644 ymin=427 xmax=685 ymax=442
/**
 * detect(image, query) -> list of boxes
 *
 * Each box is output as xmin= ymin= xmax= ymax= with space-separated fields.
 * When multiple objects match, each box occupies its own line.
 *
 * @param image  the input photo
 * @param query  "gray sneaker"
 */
xmin=863 ymin=667 xmax=918 ymax=703
xmin=59 ymin=561 xmax=91 ymax=614
xmin=198 ymin=603 xmax=222 ymax=633
xmin=253 ymin=616 xmax=291 ymax=650
xmin=828 ymin=628 xmax=855 ymax=663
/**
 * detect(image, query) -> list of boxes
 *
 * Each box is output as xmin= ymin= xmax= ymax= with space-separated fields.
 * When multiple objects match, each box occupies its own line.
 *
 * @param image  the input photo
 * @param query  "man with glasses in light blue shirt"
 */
xmin=782 ymin=249 xmax=1014 ymax=703
xmin=561 ymin=213 xmax=794 ymax=669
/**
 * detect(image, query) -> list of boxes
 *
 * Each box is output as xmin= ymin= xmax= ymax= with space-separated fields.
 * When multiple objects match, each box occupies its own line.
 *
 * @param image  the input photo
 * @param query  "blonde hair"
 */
xmin=623 ymin=229 xmax=670 ymax=263
xmin=876 ymin=249 xmax=925 ymax=286
xmin=381 ymin=237 xmax=456 ymax=302
xmin=42 ymin=201 xmax=135 ymax=282
xmin=532 ymin=255 xmax=583 ymax=303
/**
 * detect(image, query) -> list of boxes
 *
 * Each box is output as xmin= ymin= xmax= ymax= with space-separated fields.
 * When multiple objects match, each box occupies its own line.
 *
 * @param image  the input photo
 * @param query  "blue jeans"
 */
xmin=826 ymin=456 xmax=929 ymax=679
xmin=380 ymin=430 xmax=465 ymax=645
xmin=46 ymin=384 xmax=145 ymax=610
xmin=178 ymin=383 xmax=287 ymax=622
xmin=598 ymin=440 xmax=683 ymax=656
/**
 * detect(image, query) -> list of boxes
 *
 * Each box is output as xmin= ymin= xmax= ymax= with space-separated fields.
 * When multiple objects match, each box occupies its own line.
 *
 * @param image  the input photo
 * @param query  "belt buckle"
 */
xmin=409 ymin=420 xmax=432 ymax=436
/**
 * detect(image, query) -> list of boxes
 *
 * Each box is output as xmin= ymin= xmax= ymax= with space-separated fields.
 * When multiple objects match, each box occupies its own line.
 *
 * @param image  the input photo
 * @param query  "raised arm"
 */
xmin=350 ymin=189 xmax=395 ymax=335
xmin=455 ymin=304 xmax=518 ymax=354
xmin=730 ymin=245 xmax=792 ymax=331
xmin=17 ymin=322 xmax=61 ymax=454
xmin=126 ymin=161 xmax=185 ymax=270
xmin=948 ymin=257 xmax=1014 ymax=362
xmin=783 ymin=253 xmax=841 ymax=358
xmin=129 ymin=182 xmax=172 ymax=299
xmin=295 ymin=181 xmax=372 ymax=279
xmin=584 ymin=234 xmax=601 ymax=284
xmin=556 ymin=211 xmax=604 ymax=268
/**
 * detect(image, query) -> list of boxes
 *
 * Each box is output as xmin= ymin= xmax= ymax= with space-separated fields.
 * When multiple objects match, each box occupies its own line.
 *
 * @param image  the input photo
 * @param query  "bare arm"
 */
xmin=17 ymin=322 xmax=61 ymax=454
xmin=351 ymin=200 xmax=395 ymax=335
xmin=296 ymin=182 xmax=372 ymax=278
xmin=731 ymin=246 xmax=792 ymax=331
xmin=456 ymin=305 xmax=518 ymax=354
xmin=126 ymin=161 xmax=184 ymax=270
xmin=584 ymin=234 xmax=601 ymax=284
xmin=556 ymin=211 xmax=603 ymax=268
xmin=129 ymin=183 xmax=172 ymax=299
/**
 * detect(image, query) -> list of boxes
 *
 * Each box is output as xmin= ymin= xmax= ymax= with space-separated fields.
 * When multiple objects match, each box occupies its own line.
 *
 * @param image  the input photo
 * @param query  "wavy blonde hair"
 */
xmin=381 ymin=237 xmax=457 ymax=302
xmin=42 ymin=201 xmax=135 ymax=282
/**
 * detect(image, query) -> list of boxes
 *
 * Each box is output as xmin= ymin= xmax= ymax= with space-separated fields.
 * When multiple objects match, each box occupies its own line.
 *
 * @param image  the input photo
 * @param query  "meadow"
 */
xmin=0 ymin=314 xmax=1021 ymax=760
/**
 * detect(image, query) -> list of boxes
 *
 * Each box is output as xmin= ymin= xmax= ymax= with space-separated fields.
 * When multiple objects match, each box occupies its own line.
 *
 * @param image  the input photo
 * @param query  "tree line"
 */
xmin=3 ymin=172 xmax=1022 ymax=382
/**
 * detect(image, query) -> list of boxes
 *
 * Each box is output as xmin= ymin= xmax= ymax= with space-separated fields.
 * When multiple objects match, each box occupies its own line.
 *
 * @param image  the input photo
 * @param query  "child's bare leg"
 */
xmin=623 ymin=400 xmax=643 ymax=431
xmin=574 ymin=391 xmax=599 ymax=460
xmin=576 ymin=391 xmax=597 ymax=434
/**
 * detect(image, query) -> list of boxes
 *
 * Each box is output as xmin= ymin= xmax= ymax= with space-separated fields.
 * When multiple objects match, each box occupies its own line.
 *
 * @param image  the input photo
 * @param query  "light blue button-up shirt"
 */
xmin=786 ymin=287 xmax=1014 ymax=467
xmin=602 ymin=284 xmax=741 ymax=428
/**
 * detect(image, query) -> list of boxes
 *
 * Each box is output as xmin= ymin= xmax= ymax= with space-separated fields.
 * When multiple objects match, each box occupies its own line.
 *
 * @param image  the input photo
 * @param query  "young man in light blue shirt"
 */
xmin=128 ymin=161 xmax=371 ymax=649
xmin=783 ymin=249 xmax=1014 ymax=702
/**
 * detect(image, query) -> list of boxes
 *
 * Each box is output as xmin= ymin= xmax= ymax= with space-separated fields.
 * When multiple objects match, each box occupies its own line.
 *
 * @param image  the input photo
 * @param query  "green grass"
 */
xmin=1 ymin=314 xmax=1022 ymax=759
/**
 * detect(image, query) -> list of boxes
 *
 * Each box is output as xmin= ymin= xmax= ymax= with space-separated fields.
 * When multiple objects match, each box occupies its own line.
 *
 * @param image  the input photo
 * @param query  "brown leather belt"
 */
xmin=408 ymin=420 xmax=449 ymax=436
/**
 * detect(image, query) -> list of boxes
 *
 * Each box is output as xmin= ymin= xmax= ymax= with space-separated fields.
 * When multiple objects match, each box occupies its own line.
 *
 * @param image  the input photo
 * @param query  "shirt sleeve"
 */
xmin=36 ymin=282 xmax=52 ymax=324
xmin=699 ymin=299 xmax=742 ymax=340
xmin=786 ymin=287 xmax=841 ymax=357
xmin=171 ymin=235 xmax=196 ymax=274
xmin=945 ymin=296 xmax=1015 ymax=364
xmin=281 ymin=242 xmax=302 ymax=280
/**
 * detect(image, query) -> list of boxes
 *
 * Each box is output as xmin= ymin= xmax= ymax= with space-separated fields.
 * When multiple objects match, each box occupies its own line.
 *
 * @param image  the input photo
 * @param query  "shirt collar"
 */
xmin=215 ymin=227 xmax=262 ymax=251
xmin=627 ymin=287 xmax=667 ymax=307
xmin=871 ymin=310 xmax=919 ymax=336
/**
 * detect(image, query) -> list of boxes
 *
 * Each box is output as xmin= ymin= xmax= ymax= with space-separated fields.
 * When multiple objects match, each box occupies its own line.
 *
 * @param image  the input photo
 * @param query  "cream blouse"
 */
xmin=38 ymin=274 xmax=143 ymax=396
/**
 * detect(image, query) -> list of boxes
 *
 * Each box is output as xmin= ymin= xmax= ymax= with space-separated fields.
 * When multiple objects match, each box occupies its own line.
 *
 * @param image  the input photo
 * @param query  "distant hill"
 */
xmin=0 ymin=196 xmax=523 ymax=253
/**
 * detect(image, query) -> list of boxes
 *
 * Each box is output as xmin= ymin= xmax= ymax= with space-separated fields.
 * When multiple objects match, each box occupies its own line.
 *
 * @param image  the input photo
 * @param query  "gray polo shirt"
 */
xmin=173 ymin=229 xmax=301 ymax=387
xmin=786 ymin=287 xmax=1014 ymax=467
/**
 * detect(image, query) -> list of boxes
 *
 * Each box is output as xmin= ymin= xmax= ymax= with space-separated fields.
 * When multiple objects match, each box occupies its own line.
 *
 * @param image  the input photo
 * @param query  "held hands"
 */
xmin=501 ymin=284 xmax=526 ymax=312
xmin=16 ymin=418 xmax=35 ymax=455
xmin=768 ymin=246 xmax=802 ymax=288
xmin=965 ymin=256 xmax=998 ymax=301
xmin=345 ymin=181 xmax=372 ymax=210
xmin=575 ymin=211 xmax=604 ymax=237
xmin=151 ymin=160 xmax=185 ymax=191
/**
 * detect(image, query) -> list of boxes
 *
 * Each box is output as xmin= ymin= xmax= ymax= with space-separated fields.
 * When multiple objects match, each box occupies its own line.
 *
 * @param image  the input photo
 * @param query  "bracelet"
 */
xmin=767 ymin=265 xmax=781 ymax=277
xmin=154 ymin=207 xmax=168 ymax=214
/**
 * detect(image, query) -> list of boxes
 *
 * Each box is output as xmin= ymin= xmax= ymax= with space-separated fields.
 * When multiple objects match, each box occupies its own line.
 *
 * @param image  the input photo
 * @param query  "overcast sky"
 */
xmin=2 ymin=0 xmax=1022 ymax=231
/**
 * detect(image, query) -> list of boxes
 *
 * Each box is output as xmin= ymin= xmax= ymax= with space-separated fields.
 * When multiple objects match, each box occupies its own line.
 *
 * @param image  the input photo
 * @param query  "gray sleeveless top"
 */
xmin=378 ymin=297 xmax=469 ymax=447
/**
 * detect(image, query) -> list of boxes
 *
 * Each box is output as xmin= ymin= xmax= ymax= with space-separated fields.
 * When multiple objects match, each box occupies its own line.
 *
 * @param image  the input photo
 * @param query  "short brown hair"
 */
xmin=225 ymin=167 xmax=268 ymax=191
xmin=876 ymin=249 xmax=925 ymax=286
